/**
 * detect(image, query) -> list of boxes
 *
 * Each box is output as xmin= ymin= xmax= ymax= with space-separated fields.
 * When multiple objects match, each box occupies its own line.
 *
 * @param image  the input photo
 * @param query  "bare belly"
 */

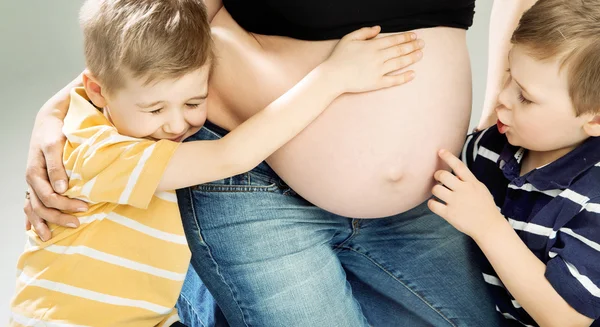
xmin=207 ymin=9 xmax=472 ymax=218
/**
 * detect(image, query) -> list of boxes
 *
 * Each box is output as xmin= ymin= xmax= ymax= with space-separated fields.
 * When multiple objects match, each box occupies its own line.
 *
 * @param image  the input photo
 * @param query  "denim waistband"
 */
xmin=200 ymin=121 xmax=280 ymax=180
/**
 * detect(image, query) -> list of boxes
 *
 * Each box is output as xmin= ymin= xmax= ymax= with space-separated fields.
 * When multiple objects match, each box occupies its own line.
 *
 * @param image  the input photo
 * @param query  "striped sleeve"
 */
xmin=63 ymin=125 xmax=179 ymax=209
xmin=545 ymin=198 xmax=600 ymax=319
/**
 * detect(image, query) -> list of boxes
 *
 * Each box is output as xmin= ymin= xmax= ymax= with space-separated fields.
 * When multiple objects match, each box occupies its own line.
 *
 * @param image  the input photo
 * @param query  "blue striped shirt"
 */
xmin=462 ymin=126 xmax=600 ymax=326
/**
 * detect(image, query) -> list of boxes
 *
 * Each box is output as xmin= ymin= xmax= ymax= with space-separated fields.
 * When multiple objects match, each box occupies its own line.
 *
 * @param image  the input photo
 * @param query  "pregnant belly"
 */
xmin=209 ymin=13 xmax=472 ymax=217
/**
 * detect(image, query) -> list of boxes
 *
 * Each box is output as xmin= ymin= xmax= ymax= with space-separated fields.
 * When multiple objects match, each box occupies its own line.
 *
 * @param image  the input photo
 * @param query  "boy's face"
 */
xmin=102 ymin=64 xmax=210 ymax=142
xmin=495 ymin=46 xmax=592 ymax=153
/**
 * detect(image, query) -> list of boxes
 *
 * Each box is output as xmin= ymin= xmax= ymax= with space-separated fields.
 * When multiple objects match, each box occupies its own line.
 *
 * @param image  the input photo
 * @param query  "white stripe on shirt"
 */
xmin=107 ymin=212 xmax=187 ymax=245
xmin=483 ymin=273 xmax=505 ymax=287
xmin=508 ymin=218 xmax=557 ymax=238
xmin=564 ymin=261 xmax=600 ymax=298
xmin=80 ymin=176 xmax=97 ymax=199
xmin=496 ymin=309 xmax=535 ymax=327
xmin=507 ymin=183 xmax=562 ymax=198
xmin=119 ymin=143 xmax=157 ymax=204
xmin=84 ymin=130 xmax=138 ymax=157
xmin=477 ymin=146 xmax=500 ymax=163
xmin=584 ymin=202 xmax=600 ymax=214
xmin=559 ymin=189 xmax=590 ymax=207
xmin=43 ymin=245 xmax=186 ymax=281
xmin=155 ymin=191 xmax=178 ymax=203
xmin=17 ymin=271 xmax=172 ymax=314
xmin=160 ymin=314 xmax=181 ymax=327
xmin=473 ymin=129 xmax=488 ymax=162
xmin=560 ymin=228 xmax=600 ymax=253
xmin=461 ymin=134 xmax=474 ymax=164
xmin=11 ymin=311 xmax=90 ymax=327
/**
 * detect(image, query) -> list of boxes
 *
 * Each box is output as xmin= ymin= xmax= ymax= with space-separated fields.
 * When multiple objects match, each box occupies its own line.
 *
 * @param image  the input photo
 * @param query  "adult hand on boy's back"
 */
xmin=428 ymin=149 xmax=505 ymax=241
xmin=24 ymin=87 xmax=86 ymax=241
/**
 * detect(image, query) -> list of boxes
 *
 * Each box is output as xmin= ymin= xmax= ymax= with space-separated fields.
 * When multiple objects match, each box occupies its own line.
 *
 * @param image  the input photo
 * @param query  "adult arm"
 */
xmin=24 ymin=73 xmax=88 ymax=240
xmin=477 ymin=0 xmax=538 ymax=130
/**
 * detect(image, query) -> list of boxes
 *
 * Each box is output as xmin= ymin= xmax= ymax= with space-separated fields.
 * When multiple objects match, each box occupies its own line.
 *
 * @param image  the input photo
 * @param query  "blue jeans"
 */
xmin=176 ymin=122 xmax=505 ymax=327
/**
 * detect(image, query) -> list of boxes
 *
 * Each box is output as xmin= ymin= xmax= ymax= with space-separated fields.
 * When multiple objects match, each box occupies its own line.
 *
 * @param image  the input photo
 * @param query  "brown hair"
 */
xmin=80 ymin=0 xmax=212 ymax=94
xmin=512 ymin=0 xmax=600 ymax=115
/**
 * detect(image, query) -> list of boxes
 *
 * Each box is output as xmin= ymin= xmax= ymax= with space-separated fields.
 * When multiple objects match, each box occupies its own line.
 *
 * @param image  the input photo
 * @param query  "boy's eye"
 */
xmin=149 ymin=108 xmax=163 ymax=115
xmin=186 ymin=103 xmax=201 ymax=109
xmin=517 ymin=92 xmax=532 ymax=105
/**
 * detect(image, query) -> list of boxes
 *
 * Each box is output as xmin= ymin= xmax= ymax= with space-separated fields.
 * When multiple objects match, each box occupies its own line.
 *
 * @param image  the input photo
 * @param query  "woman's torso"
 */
xmin=206 ymin=5 xmax=474 ymax=218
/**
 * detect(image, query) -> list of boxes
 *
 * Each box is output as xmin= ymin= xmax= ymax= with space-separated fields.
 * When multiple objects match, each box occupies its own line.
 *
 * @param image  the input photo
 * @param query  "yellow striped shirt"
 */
xmin=11 ymin=88 xmax=190 ymax=327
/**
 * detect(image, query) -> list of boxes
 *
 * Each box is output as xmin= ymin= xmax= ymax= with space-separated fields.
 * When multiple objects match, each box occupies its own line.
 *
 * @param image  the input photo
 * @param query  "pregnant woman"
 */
xmin=24 ymin=0 xmax=538 ymax=326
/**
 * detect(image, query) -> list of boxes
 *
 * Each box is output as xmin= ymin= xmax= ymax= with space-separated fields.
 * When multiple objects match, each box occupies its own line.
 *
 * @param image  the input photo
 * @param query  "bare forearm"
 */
xmin=478 ymin=0 xmax=538 ymax=129
xmin=158 ymin=65 xmax=340 ymax=190
xmin=475 ymin=220 xmax=592 ymax=327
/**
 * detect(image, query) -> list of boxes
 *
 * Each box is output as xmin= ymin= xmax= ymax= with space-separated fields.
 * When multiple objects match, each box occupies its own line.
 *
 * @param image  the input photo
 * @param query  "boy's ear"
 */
xmin=583 ymin=114 xmax=600 ymax=137
xmin=82 ymin=71 xmax=108 ymax=108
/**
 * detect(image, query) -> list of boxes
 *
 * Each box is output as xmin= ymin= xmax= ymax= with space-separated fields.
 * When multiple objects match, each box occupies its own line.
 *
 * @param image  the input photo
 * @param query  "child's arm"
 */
xmin=429 ymin=151 xmax=595 ymax=327
xmin=477 ymin=0 xmax=538 ymax=130
xmin=157 ymin=26 xmax=424 ymax=191
xmin=474 ymin=217 xmax=594 ymax=327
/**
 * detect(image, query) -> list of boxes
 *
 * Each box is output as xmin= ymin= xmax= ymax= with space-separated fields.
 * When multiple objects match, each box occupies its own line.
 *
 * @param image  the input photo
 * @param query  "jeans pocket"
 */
xmin=192 ymin=171 xmax=280 ymax=193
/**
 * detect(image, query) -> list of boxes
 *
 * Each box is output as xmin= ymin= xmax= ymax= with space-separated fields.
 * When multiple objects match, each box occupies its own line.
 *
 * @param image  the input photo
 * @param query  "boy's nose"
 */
xmin=165 ymin=116 xmax=187 ymax=135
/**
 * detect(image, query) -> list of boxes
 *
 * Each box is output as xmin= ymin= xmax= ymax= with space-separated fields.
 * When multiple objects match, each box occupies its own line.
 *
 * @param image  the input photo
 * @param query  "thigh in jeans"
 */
xmin=177 ymin=264 xmax=228 ymax=327
xmin=338 ymin=201 xmax=505 ymax=327
xmin=176 ymin=169 xmax=369 ymax=327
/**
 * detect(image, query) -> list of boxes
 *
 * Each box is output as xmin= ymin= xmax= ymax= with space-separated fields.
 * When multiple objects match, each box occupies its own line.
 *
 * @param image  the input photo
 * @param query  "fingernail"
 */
xmin=418 ymin=40 xmax=425 ymax=47
xmin=66 ymin=223 xmax=78 ymax=228
xmin=55 ymin=180 xmax=67 ymax=193
xmin=410 ymin=33 xmax=417 ymax=40
xmin=77 ymin=207 xmax=88 ymax=212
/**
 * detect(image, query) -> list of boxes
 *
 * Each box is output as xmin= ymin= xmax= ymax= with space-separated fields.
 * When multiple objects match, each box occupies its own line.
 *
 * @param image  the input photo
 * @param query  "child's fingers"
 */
xmin=434 ymin=170 xmax=461 ymax=191
xmin=438 ymin=149 xmax=476 ymax=182
xmin=381 ymin=70 xmax=415 ymax=88
xmin=344 ymin=26 xmax=381 ymax=41
xmin=381 ymin=39 xmax=424 ymax=62
xmin=373 ymin=32 xmax=417 ymax=49
xmin=383 ymin=51 xmax=422 ymax=74
xmin=427 ymin=198 xmax=447 ymax=219
xmin=432 ymin=184 xmax=452 ymax=203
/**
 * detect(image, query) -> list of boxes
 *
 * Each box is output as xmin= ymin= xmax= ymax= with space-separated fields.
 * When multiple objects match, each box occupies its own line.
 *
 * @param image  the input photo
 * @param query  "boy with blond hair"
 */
xmin=429 ymin=0 xmax=600 ymax=326
xmin=9 ymin=0 xmax=423 ymax=326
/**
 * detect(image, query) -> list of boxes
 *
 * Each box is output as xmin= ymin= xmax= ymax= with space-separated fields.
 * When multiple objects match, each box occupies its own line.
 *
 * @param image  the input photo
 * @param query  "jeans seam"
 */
xmin=334 ymin=219 xmax=360 ymax=251
xmin=178 ymin=292 xmax=208 ymax=327
xmin=338 ymin=246 xmax=457 ymax=327
xmin=186 ymin=188 xmax=251 ymax=327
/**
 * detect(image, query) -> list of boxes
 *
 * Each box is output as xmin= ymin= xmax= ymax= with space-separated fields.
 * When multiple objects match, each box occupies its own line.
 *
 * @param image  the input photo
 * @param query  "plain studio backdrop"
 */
xmin=0 ymin=0 xmax=494 ymax=321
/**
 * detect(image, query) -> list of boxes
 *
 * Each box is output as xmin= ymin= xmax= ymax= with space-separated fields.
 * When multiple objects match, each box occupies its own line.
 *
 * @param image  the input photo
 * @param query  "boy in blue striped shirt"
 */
xmin=428 ymin=0 xmax=600 ymax=326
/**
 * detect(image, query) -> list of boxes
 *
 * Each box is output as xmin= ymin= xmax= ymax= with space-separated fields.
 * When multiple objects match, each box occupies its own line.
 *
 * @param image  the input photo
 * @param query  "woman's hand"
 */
xmin=24 ymin=75 xmax=88 ymax=241
xmin=323 ymin=26 xmax=424 ymax=94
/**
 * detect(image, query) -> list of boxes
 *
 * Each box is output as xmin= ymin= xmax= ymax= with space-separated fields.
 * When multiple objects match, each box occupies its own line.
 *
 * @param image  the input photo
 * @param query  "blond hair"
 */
xmin=512 ymin=0 xmax=600 ymax=116
xmin=80 ymin=0 xmax=212 ymax=94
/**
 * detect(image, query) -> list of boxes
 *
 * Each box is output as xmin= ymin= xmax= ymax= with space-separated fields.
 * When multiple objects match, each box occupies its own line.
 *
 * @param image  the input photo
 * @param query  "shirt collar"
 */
xmin=498 ymin=136 xmax=600 ymax=190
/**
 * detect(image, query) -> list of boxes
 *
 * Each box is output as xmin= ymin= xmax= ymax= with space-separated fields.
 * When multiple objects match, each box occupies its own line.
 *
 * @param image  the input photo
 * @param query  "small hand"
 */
xmin=325 ymin=26 xmax=424 ymax=93
xmin=428 ymin=149 xmax=504 ymax=240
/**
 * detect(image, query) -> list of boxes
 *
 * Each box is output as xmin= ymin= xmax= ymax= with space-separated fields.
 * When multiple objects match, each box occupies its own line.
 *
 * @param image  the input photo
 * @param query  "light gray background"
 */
xmin=0 ymin=0 xmax=493 ymax=321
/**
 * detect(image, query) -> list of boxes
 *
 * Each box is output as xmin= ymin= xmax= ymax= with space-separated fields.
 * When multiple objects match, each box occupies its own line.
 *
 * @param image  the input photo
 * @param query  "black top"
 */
xmin=223 ymin=0 xmax=476 ymax=41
